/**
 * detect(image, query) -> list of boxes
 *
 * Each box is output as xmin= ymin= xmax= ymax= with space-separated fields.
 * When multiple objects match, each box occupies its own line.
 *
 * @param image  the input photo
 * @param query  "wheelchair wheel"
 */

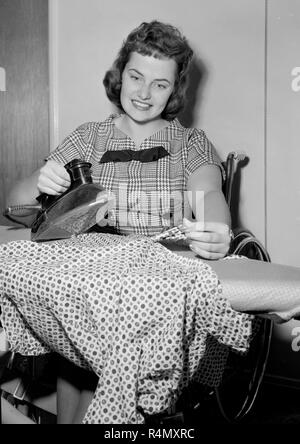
xmin=229 ymin=228 xmax=271 ymax=262
xmin=214 ymin=228 xmax=273 ymax=422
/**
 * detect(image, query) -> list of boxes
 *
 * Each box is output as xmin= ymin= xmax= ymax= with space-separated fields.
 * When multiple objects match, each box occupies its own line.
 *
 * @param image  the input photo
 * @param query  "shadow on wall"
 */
xmin=178 ymin=56 xmax=252 ymax=231
xmin=179 ymin=56 xmax=207 ymax=128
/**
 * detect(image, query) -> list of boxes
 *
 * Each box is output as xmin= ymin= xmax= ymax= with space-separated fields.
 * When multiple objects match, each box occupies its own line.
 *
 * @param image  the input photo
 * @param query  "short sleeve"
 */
xmin=46 ymin=123 xmax=92 ymax=165
xmin=185 ymin=129 xmax=226 ymax=182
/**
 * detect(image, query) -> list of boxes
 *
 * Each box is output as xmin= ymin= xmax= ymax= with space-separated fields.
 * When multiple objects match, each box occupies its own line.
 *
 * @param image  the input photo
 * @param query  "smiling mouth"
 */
xmin=132 ymin=100 xmax=152 ymax=110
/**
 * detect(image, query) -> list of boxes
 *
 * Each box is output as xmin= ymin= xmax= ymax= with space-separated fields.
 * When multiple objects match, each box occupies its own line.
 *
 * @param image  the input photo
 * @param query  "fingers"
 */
xmin=189 ymin=243 xmax=227 ymax=260
xmin=182 ymin=218 xmax=229 ymax=234
xmin=181 ymin=218 xmax=231 ymax=259
xmin=189 ymin=240 xmax=229 ymax=260
xmin=37 ymin=160 xmax=71 ymax=195
xmin=185 ymin=230 xmax=229 ymax=243
xmin=181 ymin=219 xmax=230 ymax=243
xmin=189 ymin=240 xmax=229 ymax=253
xmin=185 ymin=232 xmax=231 ymax=260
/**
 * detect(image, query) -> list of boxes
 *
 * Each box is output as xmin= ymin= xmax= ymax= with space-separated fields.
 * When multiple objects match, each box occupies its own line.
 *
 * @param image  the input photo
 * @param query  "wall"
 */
xmin=266 ymin=0 xmax=300 ymax=267
xmin=263 ymin=0 xmax=300 ymax=387
xmin=49 ymin=0 xmax=266 ymax=246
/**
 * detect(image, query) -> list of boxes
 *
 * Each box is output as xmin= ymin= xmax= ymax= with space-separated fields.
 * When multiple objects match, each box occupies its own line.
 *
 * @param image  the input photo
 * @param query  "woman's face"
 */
xmin=120 ymin=51 xmax=177 ymax=123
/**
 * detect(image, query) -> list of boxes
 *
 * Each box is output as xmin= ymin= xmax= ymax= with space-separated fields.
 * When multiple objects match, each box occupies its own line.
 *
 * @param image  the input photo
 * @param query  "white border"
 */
xmin=48 ymin=0 xmax=59 ymax=150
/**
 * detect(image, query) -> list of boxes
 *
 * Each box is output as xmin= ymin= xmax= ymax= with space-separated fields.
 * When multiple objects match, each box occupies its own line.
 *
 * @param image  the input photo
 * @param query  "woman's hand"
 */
xmin=37 ymin=160 xmax=71 ymax=195
xmin=181 ymin=218 xmax=231 ymax=260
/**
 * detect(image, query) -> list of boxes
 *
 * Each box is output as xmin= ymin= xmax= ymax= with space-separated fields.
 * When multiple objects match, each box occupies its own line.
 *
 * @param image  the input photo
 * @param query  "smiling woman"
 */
xmin=118 ymin=53 xmax=177 ymax=145
xmin=4 ymin=20 xmax=232 ymax=424
xmin=103 ymin=21 xmax=193 ymax=124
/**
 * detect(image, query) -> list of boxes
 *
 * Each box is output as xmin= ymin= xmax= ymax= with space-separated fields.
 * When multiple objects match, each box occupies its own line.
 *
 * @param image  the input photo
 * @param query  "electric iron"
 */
xmin=4 ymin=159 xmax=112 ymax=242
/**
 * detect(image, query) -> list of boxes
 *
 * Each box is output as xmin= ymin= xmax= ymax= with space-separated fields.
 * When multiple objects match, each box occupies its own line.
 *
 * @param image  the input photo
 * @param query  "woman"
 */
xmin=3 ymin=21 xmax=235 ymax=424
xmin=7 ymin=20 xmax=231 ymax=258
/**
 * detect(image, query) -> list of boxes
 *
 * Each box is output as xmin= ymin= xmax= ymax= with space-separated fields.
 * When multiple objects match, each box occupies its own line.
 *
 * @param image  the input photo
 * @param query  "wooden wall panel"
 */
xmin=0 ymin=0 xmax=49 ymax=225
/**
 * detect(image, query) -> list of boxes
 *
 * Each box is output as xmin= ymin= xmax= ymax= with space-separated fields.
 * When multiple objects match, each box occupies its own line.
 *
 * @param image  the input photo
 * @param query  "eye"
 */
xmin=155 ymin=82 xmax=167 ymax=90
xmin=130 ymin=75 xmax=140 ymax=81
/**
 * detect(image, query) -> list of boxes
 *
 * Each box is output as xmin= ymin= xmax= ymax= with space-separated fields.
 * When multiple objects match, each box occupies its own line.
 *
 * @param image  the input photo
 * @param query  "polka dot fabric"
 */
xmin=0 ymin=234 xmax=254 ymax=424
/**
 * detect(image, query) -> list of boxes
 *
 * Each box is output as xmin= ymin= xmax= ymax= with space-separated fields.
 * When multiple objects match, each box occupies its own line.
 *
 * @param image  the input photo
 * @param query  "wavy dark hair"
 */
xmin=103 ymin=21 xmax=193 ymax=120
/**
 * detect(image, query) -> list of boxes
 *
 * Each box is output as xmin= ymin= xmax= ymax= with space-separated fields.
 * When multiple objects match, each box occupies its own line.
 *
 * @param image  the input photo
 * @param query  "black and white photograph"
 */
xmin=0 ymin=0 xmax=300 ymax=430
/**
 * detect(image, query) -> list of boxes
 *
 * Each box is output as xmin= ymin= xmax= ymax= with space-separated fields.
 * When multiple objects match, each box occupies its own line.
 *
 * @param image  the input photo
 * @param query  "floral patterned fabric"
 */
xmin=0 ymin=233 xmax=254 ymax=423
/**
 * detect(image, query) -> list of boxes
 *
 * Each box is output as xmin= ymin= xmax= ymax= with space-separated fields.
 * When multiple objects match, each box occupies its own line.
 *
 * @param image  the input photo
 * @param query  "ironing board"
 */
xmin=0 ymin=225 xmax=300 ymax=423
xmin=160 ymin=241 xmax=300 ymax=324
xmin=1 ymin=225 xmax=300 ymax=323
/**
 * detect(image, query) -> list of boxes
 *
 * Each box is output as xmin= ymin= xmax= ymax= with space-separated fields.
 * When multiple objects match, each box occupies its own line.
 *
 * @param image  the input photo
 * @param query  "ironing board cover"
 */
xmin=0 ymin=233 xmax=254 ymax=424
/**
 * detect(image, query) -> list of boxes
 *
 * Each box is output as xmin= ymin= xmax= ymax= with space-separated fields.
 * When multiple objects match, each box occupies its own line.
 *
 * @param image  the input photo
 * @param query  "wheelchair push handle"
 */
xmin=224 ymin=151 xmax=247 ymax=210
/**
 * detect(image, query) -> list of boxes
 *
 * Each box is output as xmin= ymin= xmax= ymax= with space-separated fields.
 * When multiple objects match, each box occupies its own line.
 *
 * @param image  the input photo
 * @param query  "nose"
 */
xmin=138 ymin=83 xmax=151 ymax=100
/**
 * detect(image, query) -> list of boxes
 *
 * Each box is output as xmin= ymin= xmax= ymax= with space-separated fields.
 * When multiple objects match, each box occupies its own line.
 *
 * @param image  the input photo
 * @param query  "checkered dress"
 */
xmin=47 ymin=115 xmax=224 ymax=236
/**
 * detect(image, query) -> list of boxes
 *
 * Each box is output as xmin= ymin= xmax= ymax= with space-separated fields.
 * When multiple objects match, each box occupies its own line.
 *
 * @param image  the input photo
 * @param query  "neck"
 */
xmin=117 ymin=115 xmax=168 ymax=147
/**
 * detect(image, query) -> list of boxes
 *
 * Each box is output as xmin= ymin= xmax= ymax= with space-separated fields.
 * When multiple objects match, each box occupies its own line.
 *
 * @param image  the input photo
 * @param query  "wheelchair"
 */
xmin=148 ymin=152 xmax=273 ymax=426
xmin=214 ymin=152 xmax=272 ymax=423
xmin=0 ymin=151 xmax=272 ymax=424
